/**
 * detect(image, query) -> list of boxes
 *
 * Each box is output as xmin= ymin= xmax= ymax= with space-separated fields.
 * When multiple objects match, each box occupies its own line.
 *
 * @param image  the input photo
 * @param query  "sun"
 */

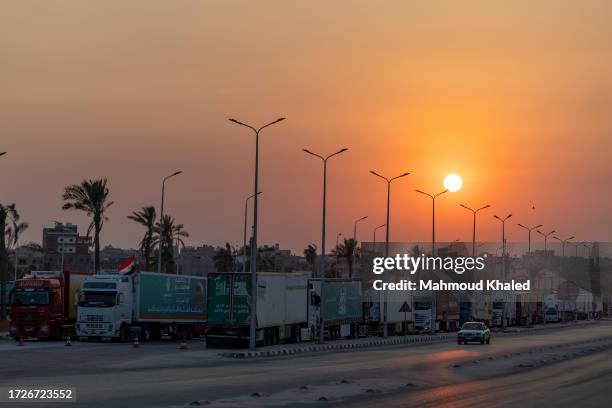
xmin=443 ymin=174 xmax=463 ymax=192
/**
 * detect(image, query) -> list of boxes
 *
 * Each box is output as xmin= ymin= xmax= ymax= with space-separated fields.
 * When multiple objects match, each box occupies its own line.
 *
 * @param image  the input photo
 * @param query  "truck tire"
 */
xmin=119 ymin=324 xmax=129 ymax=342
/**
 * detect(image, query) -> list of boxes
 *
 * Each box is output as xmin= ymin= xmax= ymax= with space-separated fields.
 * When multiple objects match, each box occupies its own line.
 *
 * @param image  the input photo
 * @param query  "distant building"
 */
xmin=43 ymin=222 xmax=92 ymax=272
xmin=14 ymin=244 xmax=45 ymax=278
xmin=100 ymin=245 xmax=141 ymax=272
xmin=176 ymin=245 xmax=217 ymax=276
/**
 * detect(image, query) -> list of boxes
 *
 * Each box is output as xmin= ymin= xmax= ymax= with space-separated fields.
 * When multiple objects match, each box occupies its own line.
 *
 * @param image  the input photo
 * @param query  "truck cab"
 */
xmin=76 ymin=274 xmax=133 ymax=340
xmin=9 ymin=271 xmax=65 ymax=339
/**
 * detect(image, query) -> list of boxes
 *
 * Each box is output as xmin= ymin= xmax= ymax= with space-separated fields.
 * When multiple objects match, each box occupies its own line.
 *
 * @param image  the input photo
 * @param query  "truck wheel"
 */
xmin=119 ymin=325 xmax=129 ymax=342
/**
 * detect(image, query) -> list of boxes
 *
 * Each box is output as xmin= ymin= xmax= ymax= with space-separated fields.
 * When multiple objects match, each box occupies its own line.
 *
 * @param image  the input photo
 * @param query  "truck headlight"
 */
xmin=40 ymin=324 xmax=49 ymax=333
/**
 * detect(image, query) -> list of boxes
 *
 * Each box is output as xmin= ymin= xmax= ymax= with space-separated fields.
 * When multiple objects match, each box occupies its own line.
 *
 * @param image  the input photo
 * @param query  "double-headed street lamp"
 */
xmin=243 ymin=192 xmax=262 ymax=273
xmin=459 ymin=204 xmax=491 ymax=257
xmin=415 ymin=189 xmax=448 ymax=256
xmin=553 ymin=235 xmax=574 ymax=257
xmin=517 ymin=223 xmax=542 ymax=253
xmin=493 ymin=214 xmax=512 ymax=257
xmin=158 ymin=170 xmax=183 ymax=274
xmin=536 ymin=229 xmax=556 ymax=251
xmin=230 ymin=117 xmax=285 ymax=350
xmin=370 ymin=170 xmax=410 ymax=338
xmin=303 ymin=147 xmax=348 ymax=343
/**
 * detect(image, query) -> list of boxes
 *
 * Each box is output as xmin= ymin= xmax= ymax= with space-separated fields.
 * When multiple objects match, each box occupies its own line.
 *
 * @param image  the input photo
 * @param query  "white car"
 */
xmin=457 ymin=321 xmax=491 ymax=345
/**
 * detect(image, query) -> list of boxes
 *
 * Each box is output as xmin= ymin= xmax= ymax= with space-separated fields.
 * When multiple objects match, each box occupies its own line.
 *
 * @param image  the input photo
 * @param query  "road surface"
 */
xmin=1 ymin=321 xmax=610 ymax=407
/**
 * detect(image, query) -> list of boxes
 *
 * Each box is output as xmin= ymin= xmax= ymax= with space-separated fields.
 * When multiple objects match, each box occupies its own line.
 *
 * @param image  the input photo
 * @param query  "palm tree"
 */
xmin=153 ymin=214 xmax=189 ymax=273
xmin=213 ymin=243 xmax=236 ymax=272
xmin=0 ymin=204 xmax=28 ymax=320
xmin=127 ymin=206 xmax=156 ymax=271
xmin=334 ymin=238 xmax=359 ymax=278
xmin=62 ymin=179 xmax=113 ymax=273
xmin=303 ymin=244 xmax=317 ymax=275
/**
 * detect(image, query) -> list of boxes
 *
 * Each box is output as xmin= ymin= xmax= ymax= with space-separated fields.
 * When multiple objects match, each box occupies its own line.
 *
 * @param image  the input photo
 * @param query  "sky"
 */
xmin=1 ymin=1 xmax=611 ymax=254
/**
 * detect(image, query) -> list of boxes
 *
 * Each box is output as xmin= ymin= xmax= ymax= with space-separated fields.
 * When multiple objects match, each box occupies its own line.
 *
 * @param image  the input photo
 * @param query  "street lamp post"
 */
xmin=243 ymin=192 xmax=262 ymax=273
xmin=582 ymin=242 xmax=593 ymax=258
xmin=303 ymin=147 xmax=348 ymax=343
xmin=353 ymin=216 xmax=368 ymax=241
xmin=158 ymin=171 xmax=183 ymax=274
xmin=415 ymin=189 xmax=448 ymax=256
xmin=230 ymin=117 xmax=285 ymax=350
xmin=494 ymin=213 xmax=512 ymax=329
xmin=517 ymin=223 xmax=542 ymax=253
xmin=460 ymin=204 xmax=491 ymax=257
xmin=370 ymin=170 xmax=410 ymax=337
xmin=536 ymin=229 xmax=556 ymax=251
xmin=553 ymin=236 xmax=574 ymax=257
xmin=373 ymin=224 xmax=386 ymax=251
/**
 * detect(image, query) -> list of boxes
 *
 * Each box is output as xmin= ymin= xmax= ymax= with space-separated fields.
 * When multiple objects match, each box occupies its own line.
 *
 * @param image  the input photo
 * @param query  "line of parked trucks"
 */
xmin=7 ymin=270 xmax=599 ymax=348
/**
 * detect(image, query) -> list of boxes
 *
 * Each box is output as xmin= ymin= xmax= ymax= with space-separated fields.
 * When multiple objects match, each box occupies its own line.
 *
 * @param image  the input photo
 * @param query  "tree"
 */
xmin=153 ymin=214 xmax=189 ymax=273
xmin=334 ymin=238 xmax=359 ymax=278
xmin=213 ymin=243 xmax=236 ymax=272
xmin=1 ymin=204 xmax=28 ymax=320
xmin=303 ymin=243 xmax=317 ymax=275
xmin=127 ymin=206 xmax=157 ymax=271
xmin=62 ymin=179 xmax=113 ymax=273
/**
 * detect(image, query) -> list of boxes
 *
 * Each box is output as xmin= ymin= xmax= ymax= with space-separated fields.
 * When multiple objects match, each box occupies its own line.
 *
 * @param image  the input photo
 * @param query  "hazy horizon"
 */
xmin=1 ymin=1 xmax=611 ymax=253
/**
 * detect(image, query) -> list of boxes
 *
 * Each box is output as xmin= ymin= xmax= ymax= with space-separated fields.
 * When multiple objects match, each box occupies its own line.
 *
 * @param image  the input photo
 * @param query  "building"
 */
xmin=42 ymin=222 xmax=92 ymax=272
xmin=100 ymin=245 xmax=141 ymax=272
xmin=176 ymin=245 xmax=216 ymax=276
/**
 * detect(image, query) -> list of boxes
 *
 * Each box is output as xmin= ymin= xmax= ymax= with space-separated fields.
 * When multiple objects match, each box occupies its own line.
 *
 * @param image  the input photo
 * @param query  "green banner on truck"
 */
xmin=137 ymin=272 xmax=207 ymax=321
xmin=207 ymin=274 xmax=251 ymax=326
xmin=322 ymin=280 xmax=361 ymax=322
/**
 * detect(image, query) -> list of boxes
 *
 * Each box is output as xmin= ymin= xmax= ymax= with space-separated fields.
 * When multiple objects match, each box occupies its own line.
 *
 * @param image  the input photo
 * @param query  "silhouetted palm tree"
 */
xmin=334 ymin=238 xmax=359 ymax=278
xmin=128 ymin=206 xmax=157 ymax=271
xmin=153 ymin=214 xmax=189 ymax=273
xmin=304 ymin=244 xmax=317 ymax=274
xmin=213 ymin=243 xmax=236 ymax=272
xmin=62 ymin=178 xmax=113 ymax=273
xmin=0 ymin=203 xmax=28 ymax=319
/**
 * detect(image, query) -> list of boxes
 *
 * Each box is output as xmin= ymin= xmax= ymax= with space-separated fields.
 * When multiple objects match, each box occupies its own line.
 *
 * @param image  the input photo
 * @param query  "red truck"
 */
xmin=9 ymin=270 xmax=89 ymax=340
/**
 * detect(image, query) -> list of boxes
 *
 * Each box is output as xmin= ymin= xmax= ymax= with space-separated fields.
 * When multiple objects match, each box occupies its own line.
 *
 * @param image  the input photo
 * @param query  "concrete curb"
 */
xmin=222 ymin=334 xmax=454 ymax=359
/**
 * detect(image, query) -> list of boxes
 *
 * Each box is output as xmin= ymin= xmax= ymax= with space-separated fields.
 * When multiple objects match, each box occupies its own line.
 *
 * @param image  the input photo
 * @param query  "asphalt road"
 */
xmin=1 ymin=321 xmax=610 ymax=407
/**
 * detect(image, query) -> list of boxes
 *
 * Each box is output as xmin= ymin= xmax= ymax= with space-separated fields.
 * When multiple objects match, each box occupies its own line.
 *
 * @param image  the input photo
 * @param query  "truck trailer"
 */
xmin=76 ymin=271 xmax=207 ymax=341
xmin=206 ymin=272 xmax=310 ymax=348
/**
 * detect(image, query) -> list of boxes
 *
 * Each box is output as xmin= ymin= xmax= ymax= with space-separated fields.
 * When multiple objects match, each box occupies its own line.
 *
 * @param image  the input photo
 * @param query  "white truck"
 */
xmin=76 ymin=272 xmax=207 ymax=341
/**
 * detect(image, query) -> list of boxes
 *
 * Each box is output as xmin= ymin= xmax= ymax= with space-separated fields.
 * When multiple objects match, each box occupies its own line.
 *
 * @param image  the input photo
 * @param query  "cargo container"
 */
xmin=206 ymin=272 xmax=309 ymax=348
xmin=9 ymin=271 xmax=91 ymax=339
xmin=435 ymin=291 xmax=460 ymax=332
xmin=76 ymin=271 xmax=207 ymax=341
xmin=308 ymin=278 xmax=364 ymax=340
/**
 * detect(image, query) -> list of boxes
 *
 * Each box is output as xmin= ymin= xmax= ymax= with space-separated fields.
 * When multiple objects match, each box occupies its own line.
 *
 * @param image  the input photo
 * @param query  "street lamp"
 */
xmin=493 ymin=214 xmax=513 ymax=257
xmin=373 ymin=224 xmax=386 ymax=250
xmin=536 ymin=229 xmax=556 ymax=251
xmin=353 ymin=216 xmax=368 ymax=241
xmin=517 ymin=223 xmax=542 ymax=253
xmin=459 ymin=204 xmax=491 ymax=257
xmin=158 ymin=170 xmax=183 ymax=274
xmin=303 ymin=147 xmax=348 ymax=343
xmin=230 ymin=117 xmax=285 ymax=350
xmin=553 ymin=236 xmax=574 ymax=257
xmin=0 ymin=152 xmax=6 ymax=157
xmin=370 ymin=170 xmax=410 ymax=337
xmin=415 ymin=189 xmax=448 ymax=256
xmin=243 ymin=192 xmax=262 ymax=273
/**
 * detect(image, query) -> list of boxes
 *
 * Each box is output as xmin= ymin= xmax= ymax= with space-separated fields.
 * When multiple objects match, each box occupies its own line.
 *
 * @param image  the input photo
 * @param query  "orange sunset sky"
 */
xmin=1 ymin=1 xmax=611 ymax=253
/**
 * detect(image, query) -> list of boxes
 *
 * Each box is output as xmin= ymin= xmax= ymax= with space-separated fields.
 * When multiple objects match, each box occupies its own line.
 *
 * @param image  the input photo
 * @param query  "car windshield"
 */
xmin=78 ymin=291 xmax=116 ymax=307
xmin=462 ymin=323 xmax=484 ymax=330
xmin=11 ymin=290 xmax=50 ymax=306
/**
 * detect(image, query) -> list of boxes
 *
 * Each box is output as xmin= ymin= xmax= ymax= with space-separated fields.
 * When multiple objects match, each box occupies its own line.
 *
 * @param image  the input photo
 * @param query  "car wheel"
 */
xmin=480 ymin=340 xmax=484 ymax=344
xmin=486 ymin=337 xmax=490 ymax=344
xmin=457 ymin=339 xmax=461 ymax=344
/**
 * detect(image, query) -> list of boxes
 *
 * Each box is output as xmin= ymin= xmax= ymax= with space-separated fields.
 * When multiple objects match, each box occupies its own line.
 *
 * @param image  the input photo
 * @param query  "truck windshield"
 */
xmin=78 ymin=291 xmax=116 ymax=307
xmin=11 ymin=290 xmax=50 ymax=306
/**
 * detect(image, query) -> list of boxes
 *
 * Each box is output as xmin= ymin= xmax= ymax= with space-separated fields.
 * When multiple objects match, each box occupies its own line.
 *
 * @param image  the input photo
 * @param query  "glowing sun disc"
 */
xmin=444 ymin=174 xmax=463 ymax=192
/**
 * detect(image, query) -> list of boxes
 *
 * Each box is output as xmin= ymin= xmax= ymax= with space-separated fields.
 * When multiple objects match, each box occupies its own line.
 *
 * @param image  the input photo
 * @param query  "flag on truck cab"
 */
xmin=118 ymin=257 xmax=136 ymax=274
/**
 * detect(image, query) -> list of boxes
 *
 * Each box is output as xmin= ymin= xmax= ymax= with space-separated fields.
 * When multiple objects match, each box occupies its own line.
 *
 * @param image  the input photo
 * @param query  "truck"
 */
xmin=369 ymin=286 xmax=414 ymax=335
xmin=308 ymin=278 xmax=364 ymax=340
xmin=542 ymin=294 xmax=561 ymax=323
xmin=9 ymin=270 xmax=90 ymax=340
xmin=492 ymin=292 xmax=517 ymax=327
xmin=413 ymin=291 xmax=433 ymax=332
xmin=76 ymin=271 xmax=207 ymax=341
xmin=206 ymin=272 xmax=310 ymax=348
